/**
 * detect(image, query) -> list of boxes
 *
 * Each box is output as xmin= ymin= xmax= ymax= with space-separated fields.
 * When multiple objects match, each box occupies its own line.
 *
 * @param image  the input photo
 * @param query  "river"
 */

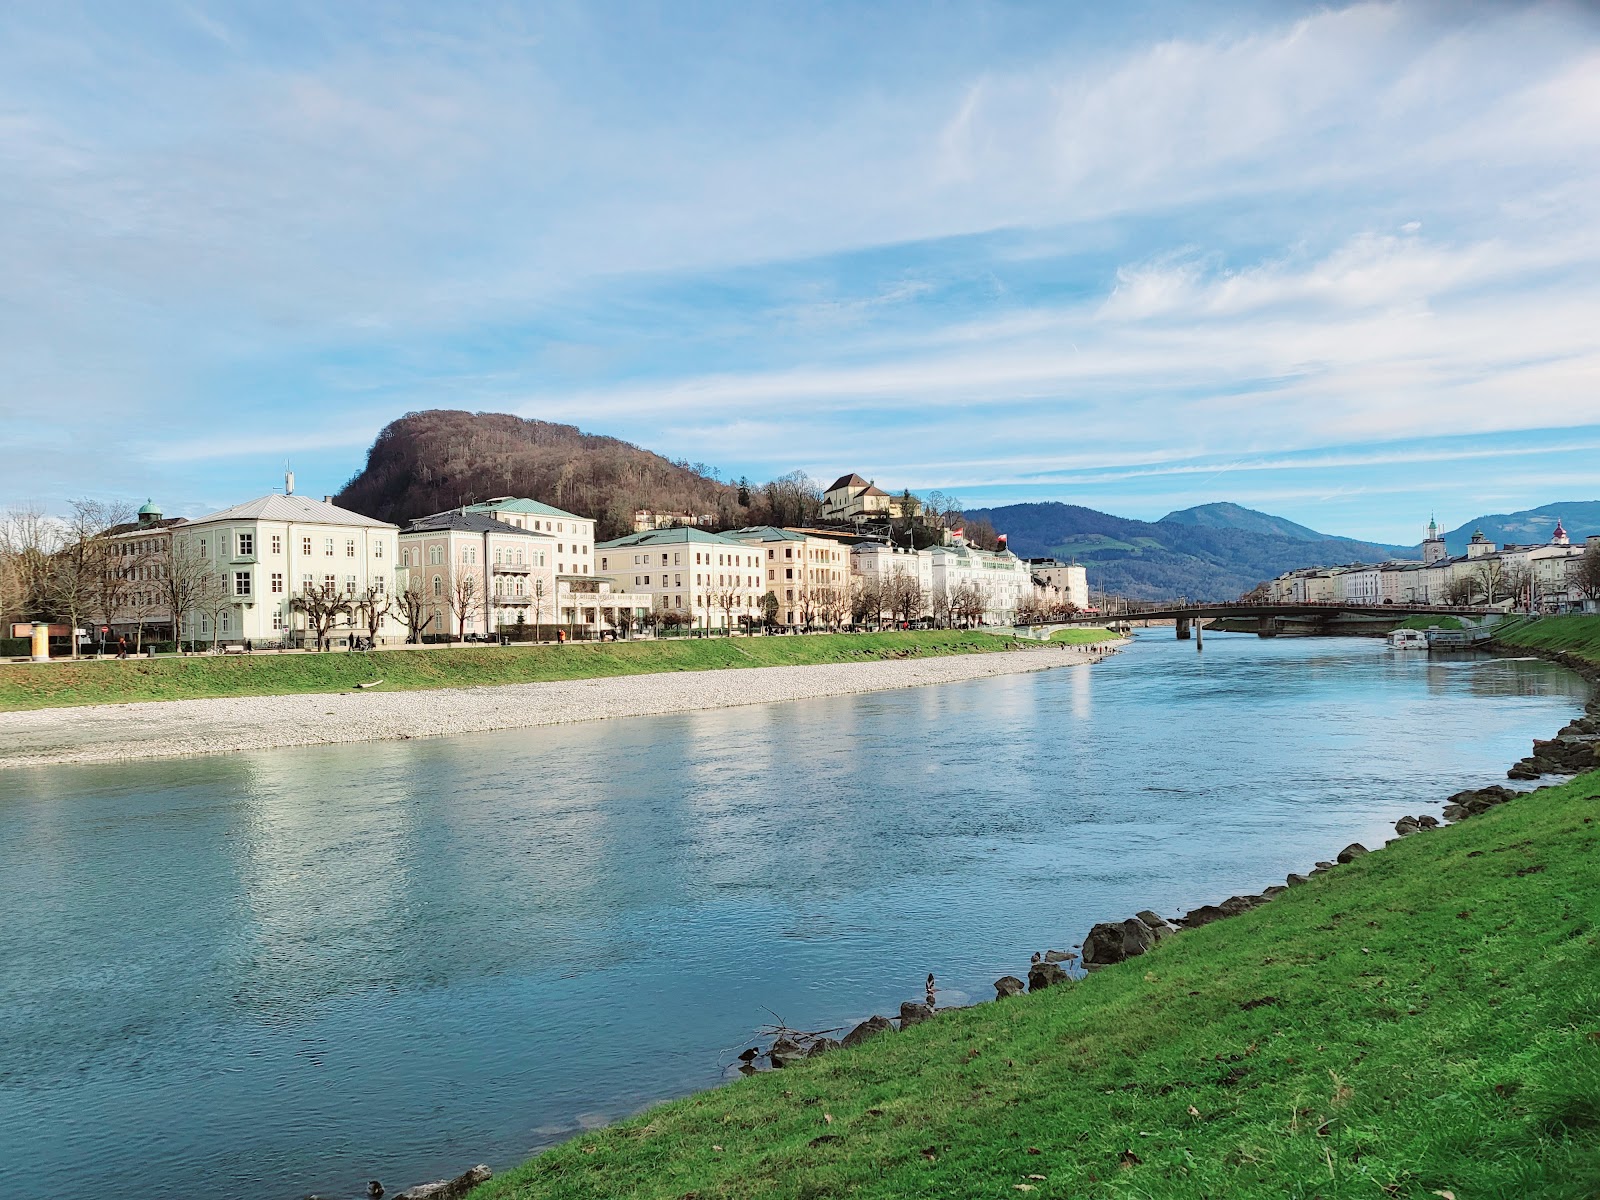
xmin=0 ymin=634 xmax=1587 ymax=1198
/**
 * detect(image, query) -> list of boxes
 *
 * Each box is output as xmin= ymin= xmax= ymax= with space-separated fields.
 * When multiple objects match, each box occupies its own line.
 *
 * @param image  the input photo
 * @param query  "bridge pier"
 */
xmin=1257 ymin=615 xmax=1277 ymax=638
xmin=1195 ymin=619 xmax=1203 ymax=651
xmin=1175 ymin=617 xmax=1191 ymax=640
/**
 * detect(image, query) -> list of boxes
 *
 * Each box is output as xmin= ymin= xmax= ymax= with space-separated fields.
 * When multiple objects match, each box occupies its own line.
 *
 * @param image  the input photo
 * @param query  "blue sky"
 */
xmin=3 ymin=1 xmax=1598 ymax=543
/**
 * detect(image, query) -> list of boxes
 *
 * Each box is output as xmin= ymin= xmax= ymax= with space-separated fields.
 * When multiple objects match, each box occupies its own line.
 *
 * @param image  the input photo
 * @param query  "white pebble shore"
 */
xmin=0 ymin=641 xmax=1124 ymax=770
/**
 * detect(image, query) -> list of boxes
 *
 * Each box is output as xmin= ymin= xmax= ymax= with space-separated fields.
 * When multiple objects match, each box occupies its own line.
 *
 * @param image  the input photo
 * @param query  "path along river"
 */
xmin=0 ymin=634 xmax=1588 ymax=1199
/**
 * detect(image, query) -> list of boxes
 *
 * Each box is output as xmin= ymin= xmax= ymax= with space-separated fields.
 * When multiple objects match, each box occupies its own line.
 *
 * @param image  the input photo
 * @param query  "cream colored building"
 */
xmin=596 ymin=527 xmax=764 ymax=631
xmin=723 ymin=526 xmax=850 ymax=626
xmin=822 ymin=473 xmax=894 ymax=521
xmin=399 ymin=511 xmax=555 ymax=638
xmin=1028 ymin=559 xmax=1090 ymax=611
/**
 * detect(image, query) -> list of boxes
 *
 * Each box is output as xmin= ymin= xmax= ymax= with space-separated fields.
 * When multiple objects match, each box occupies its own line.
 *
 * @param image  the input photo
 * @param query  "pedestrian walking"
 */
xmin=116 ymin=636 xmax=127 ymax=659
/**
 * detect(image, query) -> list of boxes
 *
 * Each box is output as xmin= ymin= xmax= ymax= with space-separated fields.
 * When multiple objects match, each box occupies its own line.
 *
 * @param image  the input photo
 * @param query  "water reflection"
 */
xmin=0 ymin=636 xmax=1586 ymax=1200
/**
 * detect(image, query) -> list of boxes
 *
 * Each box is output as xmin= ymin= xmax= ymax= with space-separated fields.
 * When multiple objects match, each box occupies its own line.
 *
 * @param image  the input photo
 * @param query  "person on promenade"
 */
xmin=116 ymin=636 xmax=127 ymax=659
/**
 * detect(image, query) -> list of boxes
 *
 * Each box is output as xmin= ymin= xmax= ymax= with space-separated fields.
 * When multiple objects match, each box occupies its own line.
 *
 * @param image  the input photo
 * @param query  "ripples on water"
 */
xmin=0 ymin=635 xmax=1588 ymax=1198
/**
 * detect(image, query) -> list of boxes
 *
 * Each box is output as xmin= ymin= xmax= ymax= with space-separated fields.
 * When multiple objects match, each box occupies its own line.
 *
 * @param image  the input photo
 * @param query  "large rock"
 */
xmin=1442 ymin=803 xmax=1469 ymax=822
xmin=1394 ymin=815 xmax=1421 ymax=836
xmin=807 ymin=1037 xmax=840 ymax=1058
xmin=1043 ymin=948 xmax=1077 ymax=963
xmin=1417 ymin=815 xmax=1440 ymax=829
xmin=994 ymin=975 xmax=1025 ymax=999
xmin=1134 ymin=910 xmax=1169 ymax=928
xmin=1180 ymin=904 xmax=1229 ymax=929
xmin=770 ymin=1036 xmax=808 ymax=1068
xmin=1081 ymin=919 xmax=1154 ymax=967
xmin=1285 ymin=873 xmax=1310 ymax=887
xmin=1335 ymin=843 xmax=1369 ymax=864
xmin=899 ymin=1001 xmax=935 ymax=1029
xmin=394 ymin=1166 xmax=492 ymax=1200
xmin=1028 ymin=961 xmax=1070 ymax=990
xmin=1220 ymin=895 xmax=1264 ymax=916
xmin=841 ymin=1015 xmax=895 ymax=1048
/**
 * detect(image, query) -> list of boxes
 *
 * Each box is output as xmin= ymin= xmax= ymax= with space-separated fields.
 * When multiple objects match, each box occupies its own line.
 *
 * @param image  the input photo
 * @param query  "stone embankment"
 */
xmin=0 ymin=640 xmax=1123 ymax=770
xmin=747 ymin=685 xmax=1600 ymax=1062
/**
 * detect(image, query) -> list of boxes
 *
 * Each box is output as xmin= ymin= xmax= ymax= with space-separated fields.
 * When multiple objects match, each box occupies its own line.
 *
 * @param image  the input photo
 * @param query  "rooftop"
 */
xmin=598 ymin=527 xmax=749 ymax=549
xmin=188 ymin=493 xmax=395 ymax=529
xmin=404 ymin=511 xmax=543 ymax=536
xmin=465 ymin=496 xmax=584 ymax=521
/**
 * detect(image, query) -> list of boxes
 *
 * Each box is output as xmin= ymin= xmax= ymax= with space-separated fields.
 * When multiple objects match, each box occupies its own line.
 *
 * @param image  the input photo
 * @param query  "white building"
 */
xmin=175 ymin=481 xmax=400 ymax=646
xmin=1029 ymin=559 xmax=1090 ymax=611
xmin=929 ymin=539 xmax=1035 ymax=623
xmin=850 ymin=541 xmax=935 ymax=621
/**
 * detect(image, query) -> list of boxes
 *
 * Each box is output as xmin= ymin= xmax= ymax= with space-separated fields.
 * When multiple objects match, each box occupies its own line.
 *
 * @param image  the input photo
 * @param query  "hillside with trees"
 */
xmin=334 ymin=410 xmax=750 ymax=539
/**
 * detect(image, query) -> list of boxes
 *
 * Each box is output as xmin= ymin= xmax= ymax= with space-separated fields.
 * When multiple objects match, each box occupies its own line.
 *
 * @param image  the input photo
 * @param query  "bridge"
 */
xmin=1064 ymin=603 xmax=1500 ymax=640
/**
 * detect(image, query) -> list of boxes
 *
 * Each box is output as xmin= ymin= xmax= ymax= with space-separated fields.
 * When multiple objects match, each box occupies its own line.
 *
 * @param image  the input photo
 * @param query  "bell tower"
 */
xmin=1423 ymin=515 xmax=1447 ymax=565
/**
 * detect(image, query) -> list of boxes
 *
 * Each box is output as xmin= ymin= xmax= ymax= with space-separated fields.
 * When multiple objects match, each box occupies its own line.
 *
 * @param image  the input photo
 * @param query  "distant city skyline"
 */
xmin=4 ymin=1 xmax=1598 ymax=543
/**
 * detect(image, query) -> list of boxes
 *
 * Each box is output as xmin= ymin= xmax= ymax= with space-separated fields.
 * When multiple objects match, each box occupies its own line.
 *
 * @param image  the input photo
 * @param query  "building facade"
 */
xmin=596 ymin=527 xmax=764 ymax=630
xmin=722 ymin=526 xmax=851 ymax=627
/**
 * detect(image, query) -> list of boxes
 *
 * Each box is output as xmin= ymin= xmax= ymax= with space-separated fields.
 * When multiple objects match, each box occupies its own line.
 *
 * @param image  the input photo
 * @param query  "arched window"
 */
xmin=430 ymin=545 xmax=443 ymax=565
xmin=432 ymin=575 xmax=443 ymax=597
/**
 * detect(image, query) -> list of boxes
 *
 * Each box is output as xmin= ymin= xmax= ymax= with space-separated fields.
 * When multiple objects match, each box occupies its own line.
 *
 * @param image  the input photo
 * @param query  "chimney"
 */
xmin=285 ymin=469 xmax=295 ymax=496
xmin=324 ymin=495 xmax=333 ymax=504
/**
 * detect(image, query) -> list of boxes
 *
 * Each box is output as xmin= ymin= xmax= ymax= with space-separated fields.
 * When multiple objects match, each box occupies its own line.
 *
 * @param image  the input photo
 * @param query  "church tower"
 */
xmin=1423 ymin=515 xmax=1447 ymax=565
xmin=1551 ymin=517 xmax=1569 ymax=546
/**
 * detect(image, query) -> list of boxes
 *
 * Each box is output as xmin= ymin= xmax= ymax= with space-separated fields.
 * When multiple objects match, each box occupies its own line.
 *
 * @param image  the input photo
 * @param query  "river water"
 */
xmin=0 ymin=635 xmax=1587 ymax=1198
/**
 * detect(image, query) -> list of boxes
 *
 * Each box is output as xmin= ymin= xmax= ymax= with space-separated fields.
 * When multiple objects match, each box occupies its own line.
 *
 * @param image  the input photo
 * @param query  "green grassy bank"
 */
xmin=1393 ymin=614 xmax=1464 ymax=631
xmin=1492 ymin=615 xmax=1600 ymax=670
xmin=1048 ymin=626 xmax=1120 ymax=645
xmin=478 ymin=771 xmax=1600 ymax=1200
xmin=0 ymin=630 xmax=1038 ymax=712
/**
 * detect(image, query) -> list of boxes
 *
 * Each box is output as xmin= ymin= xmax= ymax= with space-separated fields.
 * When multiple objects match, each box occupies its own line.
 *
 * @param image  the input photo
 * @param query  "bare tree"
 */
xmin=930 ymin=584 xmax=951 ymax=628
xmin=815 ymin=584 xmax=844 ymax=631
xmin=1471 ymin=558 xmax=1507 ymax=605
xmin=951 ymin=580 xmax=987 ymax=626
xmin=888 ymin=567 xmax=925 ymax=626
xmin=50 ymin=500 xmax=131 ymax=657
xmin=1573 ymin=542 xmax=1600 ymax=607
xmin=1502 ymin=563 xmax=1533 ymax=611
xmin=1441 ymin=575 xmax=1477 ymax=607
xmin=162 ymin=540 xmax=214 ymax=652
xmin=202 ymin=578 xmax=235 ymax=651
xmin=353 ymin=582 xmax=392 ymax=646
xmin=531 ymin=576 xmax=548 ymax=638
xmin=396 ymin=574 xmax=434 ymax=643
xmin=291 ymin=584 xmax=351 ymax=652
xmin=712 ymin=585 xmax=740 ymax=633
xmin=0 ymin=503 xmax=61 ymax=626
xmin=852 ymin=579 xmax=884 ymax=628
xmin=445 ymin=567 xmax=479 ymax=642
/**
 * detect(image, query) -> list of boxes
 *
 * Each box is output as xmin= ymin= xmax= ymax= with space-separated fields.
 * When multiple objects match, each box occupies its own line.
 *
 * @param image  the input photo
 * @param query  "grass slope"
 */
xmin=1493 ymin=616 xmax=1600 ymax=669
xmin=1394 ymin=615 xmax=1464 ymax=631
xmin=478 ymin=772 xmax=1600 ymax=1200
xmin=1048 ymin=627 xmax=1120 ymax=645
xmin=0 ymin=631 xmax=1028 ymax=712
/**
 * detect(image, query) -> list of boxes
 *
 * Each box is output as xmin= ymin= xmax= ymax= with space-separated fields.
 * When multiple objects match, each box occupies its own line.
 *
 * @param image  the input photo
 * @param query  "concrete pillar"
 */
xmin=1195 ymin=619 xmax=1203 ymax=650
xmin=1257 ymin=615 xmax=1278 ymax=638
xmin=30 ymin=621 xmax=51 ymax=662
xmin=1176 ymin=617 xmax=1191 ymax=640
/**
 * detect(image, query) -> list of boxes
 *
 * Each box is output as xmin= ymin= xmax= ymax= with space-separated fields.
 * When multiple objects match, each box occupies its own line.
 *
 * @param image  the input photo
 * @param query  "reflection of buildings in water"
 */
xmin=1068 ymin=661 xmax=1093 ymax=722
xmin=231 ymin=745 xmax=422 ymax=1010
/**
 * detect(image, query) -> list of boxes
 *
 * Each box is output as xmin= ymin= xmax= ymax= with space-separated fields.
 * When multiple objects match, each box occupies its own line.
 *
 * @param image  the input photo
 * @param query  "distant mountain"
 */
xmin=337 ymin=410 xmax=745 ymax=540
xmin=1441 ymin=502 xmax=1600 ymax=555
xmin=1161 ymin=501 xmax=1413 ymax=554
xmin=966 ymin=502 xmax=1418 ymax=601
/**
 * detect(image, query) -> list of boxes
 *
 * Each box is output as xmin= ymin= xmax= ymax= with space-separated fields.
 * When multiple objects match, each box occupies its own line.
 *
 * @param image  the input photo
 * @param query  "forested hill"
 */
xmin=966 ymin=502 xmax=1414 ymax=601
xmin=336 ymin=411 xmax=743 ymax=540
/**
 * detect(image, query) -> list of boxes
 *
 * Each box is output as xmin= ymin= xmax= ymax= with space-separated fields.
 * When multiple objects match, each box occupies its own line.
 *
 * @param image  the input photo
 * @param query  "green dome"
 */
xmin=138 ymin=499 xmax=161 ymax=516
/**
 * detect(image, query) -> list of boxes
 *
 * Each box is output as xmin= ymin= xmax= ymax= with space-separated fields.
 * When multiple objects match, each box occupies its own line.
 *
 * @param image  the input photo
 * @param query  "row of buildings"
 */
xmin=99 ymin=471 xmax=1088 ymax=647
xmin=1268 ymin=518 xmax=1598 ymax=611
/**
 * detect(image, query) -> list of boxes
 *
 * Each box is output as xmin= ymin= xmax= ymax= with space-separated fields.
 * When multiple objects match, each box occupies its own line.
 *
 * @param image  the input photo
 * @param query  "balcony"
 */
xmin=492 ymin=562 xmax=532 ymax=574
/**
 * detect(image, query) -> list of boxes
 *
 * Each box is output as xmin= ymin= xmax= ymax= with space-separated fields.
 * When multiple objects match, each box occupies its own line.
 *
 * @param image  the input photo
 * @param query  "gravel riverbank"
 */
xmin=0 ymin=640 xmax=1123 ymax=770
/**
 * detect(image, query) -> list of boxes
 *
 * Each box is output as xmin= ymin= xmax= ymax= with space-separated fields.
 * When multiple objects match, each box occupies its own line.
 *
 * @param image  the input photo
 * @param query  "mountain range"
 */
xmin=337 ymin=411 xmax=1597 ymax=601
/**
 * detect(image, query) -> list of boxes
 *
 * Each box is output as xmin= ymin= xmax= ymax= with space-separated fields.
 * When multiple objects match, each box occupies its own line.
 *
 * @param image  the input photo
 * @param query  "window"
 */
xmin=345 ymin=539 xmax=356 ymax=557
xmin=373 ymin=578 xmax=385 ymax=595
xmin=430 ymin=546 xmax=443 ymax=565
xmin=601 ymin=557 xmax=608 ymax=570
xmin=557 ymin=522 xmax=564 ymax=532
xmin=324 ymin=538 xmax=334 ymax=556
xmin=345 ymin=575 xmax=356 ymax=595
xmin=198 ymin=538 xmax=208 ymax=558
xmin=495 ymin=549 xmax=503 ymax=565
xmin=433 ymin=575 xmax=443 ymax=597
xmin=220 ymin=611 xmax=230 ymax=632
xmin=271 ymin=534 xmax=282 ymax=555
xmin=401 ymin=548 xmax=410 ymax=567
xmin=674 ymin=553 xmax=681 ymax=566
xmin=302 ymin=573 xmax=314 ymax=592
xmin=302 ymin=536 xmax=312 ymax=555
xmin=324 ymin=574 xmax=337 ymax=594
xmin=234 ymin=571 xmax=252 ymax=596
xmin=785 ymin=548 xmax=793 ymax=558
xmin=767 ymin=548 xmax=774 ymax=560
xmin=237 ymin=532 xmax=253 ymax=557
xmin=271 ymin=572 xmax=284 ymax=594
xmin=272 ymin=610 xmax=285 ymax=630
xmin=374 ymin=542 xmax=384 ymax=559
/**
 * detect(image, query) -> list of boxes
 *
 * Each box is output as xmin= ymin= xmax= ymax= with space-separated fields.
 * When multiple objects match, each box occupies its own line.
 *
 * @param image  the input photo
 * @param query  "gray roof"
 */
xmin=188 ymin=493 xmax=395 ymax=529
xmin=598 ymin=527 xmax=749 ymax=549
xmin=404 ymin=511 xmax=543 ymax=536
